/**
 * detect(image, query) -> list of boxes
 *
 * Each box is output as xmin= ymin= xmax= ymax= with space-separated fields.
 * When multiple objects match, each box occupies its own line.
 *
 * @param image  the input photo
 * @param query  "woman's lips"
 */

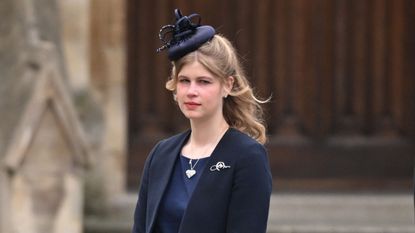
xmin=184 ymin=102 xmax=201 ymax=110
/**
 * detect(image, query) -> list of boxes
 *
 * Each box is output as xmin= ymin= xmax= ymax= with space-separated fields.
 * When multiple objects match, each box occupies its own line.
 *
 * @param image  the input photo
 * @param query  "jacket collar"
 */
xmin=147 ymin=130 xmax=191 ymax=231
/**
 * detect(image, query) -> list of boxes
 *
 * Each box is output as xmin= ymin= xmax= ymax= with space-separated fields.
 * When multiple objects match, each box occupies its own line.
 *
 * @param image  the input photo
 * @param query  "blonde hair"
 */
xmin=166 ymin=34 xmax=268 ymax=144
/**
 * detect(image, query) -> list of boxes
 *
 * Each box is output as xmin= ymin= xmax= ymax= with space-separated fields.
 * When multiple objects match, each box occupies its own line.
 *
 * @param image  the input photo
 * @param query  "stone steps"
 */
xmin=268 ymin=193 xmax=414 ymax=232
xmin=85 ymin=193 xmax=415 ymax=233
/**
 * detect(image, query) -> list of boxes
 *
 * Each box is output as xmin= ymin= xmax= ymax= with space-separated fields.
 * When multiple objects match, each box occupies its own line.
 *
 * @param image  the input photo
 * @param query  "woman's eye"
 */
xmin=179 ymin=78 xmax=190 ymax=83
xmin=199 ymin=80 xmax=211 ymax=84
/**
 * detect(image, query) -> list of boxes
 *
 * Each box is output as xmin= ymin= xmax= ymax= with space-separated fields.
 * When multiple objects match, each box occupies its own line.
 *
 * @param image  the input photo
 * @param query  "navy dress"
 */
xmin=154 ymin=155 xmax=209 ymax=233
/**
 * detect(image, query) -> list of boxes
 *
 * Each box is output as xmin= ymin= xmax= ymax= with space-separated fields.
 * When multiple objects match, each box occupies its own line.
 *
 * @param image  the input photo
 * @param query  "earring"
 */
xmin=173 ymin=94 xmax=177 ymax=101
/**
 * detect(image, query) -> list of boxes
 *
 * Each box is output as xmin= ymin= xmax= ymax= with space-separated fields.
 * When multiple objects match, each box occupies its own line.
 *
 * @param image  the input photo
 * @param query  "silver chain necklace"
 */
xmin=184 ymin=126 xmax=229 ymax=179
xmin=185 ymin=159 xmax=200 ymax=178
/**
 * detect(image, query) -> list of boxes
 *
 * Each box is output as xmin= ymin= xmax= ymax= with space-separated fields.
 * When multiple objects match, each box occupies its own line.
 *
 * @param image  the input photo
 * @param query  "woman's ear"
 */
xmin=223 ymin=76 xmax=234 ymax=97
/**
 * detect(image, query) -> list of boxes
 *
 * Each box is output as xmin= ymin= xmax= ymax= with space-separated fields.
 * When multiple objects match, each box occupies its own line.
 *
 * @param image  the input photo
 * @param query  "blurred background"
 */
xmin=1 ymin=0 xmax=414 ymax=233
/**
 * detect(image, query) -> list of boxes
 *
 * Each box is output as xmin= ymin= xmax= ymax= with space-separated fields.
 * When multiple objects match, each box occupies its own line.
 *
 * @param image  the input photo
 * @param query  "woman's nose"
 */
xmin=187 ymin=82 xmax=198 ymax=96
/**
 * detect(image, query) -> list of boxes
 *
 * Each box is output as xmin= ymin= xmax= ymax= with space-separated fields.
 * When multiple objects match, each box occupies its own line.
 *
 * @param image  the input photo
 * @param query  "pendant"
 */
xmin=186 ymin=169 xmax=196 ymax=178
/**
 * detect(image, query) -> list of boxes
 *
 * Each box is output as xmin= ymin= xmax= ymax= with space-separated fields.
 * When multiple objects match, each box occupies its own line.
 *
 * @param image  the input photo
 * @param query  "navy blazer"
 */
xmin=132 ymin=128 xmax=272 ymax=233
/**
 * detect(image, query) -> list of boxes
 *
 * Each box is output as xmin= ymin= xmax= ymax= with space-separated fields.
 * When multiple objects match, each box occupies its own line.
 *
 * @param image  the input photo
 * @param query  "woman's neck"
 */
xmin=182 ymin=117 xmax=229 ymax=159
xmin=189 ymin=117 xmax=229 ymax=146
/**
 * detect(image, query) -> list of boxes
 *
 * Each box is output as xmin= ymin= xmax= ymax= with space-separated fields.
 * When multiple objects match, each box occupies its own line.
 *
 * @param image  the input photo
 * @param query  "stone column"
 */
xmin=88 ymin=0 xmax=127 ymax=201
xmin=57 ymin=0 xmax=127 ymax=207
xmin=57 ymin=0 xmax=91 ymax=91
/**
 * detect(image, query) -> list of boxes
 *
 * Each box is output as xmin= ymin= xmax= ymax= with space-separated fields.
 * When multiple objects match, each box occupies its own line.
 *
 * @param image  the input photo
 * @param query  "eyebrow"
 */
xmin=178 ymin=75 xmax=215 ymax=80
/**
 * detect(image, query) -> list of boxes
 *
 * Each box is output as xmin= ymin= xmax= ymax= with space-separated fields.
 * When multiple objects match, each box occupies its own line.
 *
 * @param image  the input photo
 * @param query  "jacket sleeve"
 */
xmin=226 ymin=143 xmax=272 ymax=233
xmin=131 ymin=141 xmax=161 ymax=233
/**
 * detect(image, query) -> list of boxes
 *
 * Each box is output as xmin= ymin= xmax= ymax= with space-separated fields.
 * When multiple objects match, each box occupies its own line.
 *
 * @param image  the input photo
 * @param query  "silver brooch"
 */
xmin=210 ymin=161 xmax=231 ymax=172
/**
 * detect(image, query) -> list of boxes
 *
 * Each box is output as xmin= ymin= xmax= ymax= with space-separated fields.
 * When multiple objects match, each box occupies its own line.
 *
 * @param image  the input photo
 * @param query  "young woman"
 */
xmin=132 ymin=9 xmax=272 ymax=233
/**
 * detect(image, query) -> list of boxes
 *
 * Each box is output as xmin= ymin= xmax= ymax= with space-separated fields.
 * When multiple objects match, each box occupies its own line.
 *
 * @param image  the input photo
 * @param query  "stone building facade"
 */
xmin=1 ymin=0 xmax=414 ymax=232
xmin=58 ymin=0 xmax=127 ymax=206
xmin=0 ymin=0 xmax=127 ymax=232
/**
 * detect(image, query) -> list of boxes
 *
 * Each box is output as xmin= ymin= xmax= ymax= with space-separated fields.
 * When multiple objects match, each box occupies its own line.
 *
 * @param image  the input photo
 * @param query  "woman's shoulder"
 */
xmin=224 ymin=128 xmax=267 ymax=157
xmin=224 ymin=128 xmax=270 ymax=170
xmin=227 ymin=128 xmax=264 ymax=148
xmin=146 ymin=130 xmax=190 ymax=161
xmin=160 ymin=130 xmax=189 ymax=143
xmin=153 ymin=130 xmax=190 ymax=149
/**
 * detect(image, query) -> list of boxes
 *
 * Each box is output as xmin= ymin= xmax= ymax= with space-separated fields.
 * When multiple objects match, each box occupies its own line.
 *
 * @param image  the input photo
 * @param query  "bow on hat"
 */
xmin=157 ymin=9 xmax=216 ymax=61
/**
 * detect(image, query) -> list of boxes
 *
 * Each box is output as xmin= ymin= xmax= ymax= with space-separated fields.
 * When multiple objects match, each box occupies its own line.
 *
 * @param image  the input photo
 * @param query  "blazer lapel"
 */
xmin=197 ymin=128 xmax=233 ymax=178
xmin=179 ymin=129 xmax=234 ymax=231
xmin=147 ymin=130 xmax=191 ymax=231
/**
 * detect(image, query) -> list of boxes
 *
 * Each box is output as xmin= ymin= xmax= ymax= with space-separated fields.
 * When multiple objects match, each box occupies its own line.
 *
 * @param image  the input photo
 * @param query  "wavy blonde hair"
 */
xmin=166 ymin=34 xmax=268 ymax=144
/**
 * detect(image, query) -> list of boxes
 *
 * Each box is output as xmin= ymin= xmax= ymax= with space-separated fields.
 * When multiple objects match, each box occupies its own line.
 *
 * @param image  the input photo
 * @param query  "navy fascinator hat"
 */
xmin=157 ymin=9 xmax=216 ymax=61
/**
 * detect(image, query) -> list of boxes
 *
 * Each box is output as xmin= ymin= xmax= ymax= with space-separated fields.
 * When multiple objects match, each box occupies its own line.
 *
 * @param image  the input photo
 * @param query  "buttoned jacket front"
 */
xmin=131 ymin=128 xmax=272 ymax=233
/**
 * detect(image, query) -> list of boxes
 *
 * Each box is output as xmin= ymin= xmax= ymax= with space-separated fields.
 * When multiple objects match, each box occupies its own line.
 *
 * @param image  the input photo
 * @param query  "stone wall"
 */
xmin=58 ymin=0 xmax=127 ymax=207
xmin=0 ymin=0 xmax=93 ymax=232
xmin=0 ymin=1 xmax=27 ymax=231
xmin=86 ymin=0 xmax=126 ymax=202
xmin=1 ymin=41 xmax=90 ymax=233
xmin=0 ymin=0 xmax=33 ymax=159
xmin=1 ymin=0 xmax=128 ymax=230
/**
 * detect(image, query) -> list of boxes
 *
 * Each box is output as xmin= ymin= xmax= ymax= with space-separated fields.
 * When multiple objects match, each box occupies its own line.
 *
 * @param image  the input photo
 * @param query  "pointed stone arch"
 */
xmin=1 ymin=43 xmax=90 ymax=233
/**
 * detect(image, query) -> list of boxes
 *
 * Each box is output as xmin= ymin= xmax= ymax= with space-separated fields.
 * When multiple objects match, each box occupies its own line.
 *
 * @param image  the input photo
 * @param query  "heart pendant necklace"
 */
xmin=184 ymin=125 xmax=229 ymax=179
xmin=186 ymin=159 xmax=200 ymax=178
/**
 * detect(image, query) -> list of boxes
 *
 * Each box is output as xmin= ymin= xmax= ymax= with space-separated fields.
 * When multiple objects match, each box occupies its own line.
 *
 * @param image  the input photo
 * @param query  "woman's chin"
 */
xmin=184 ymin=114 xmax=200 ymax=120
xmin=182 ymin=111 xmax=204 ymax=121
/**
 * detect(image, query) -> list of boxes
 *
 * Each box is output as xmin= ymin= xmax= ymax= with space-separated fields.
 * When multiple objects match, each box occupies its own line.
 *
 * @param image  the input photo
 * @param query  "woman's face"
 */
xmin=176 ymin=61 xmax=229 ymax=122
